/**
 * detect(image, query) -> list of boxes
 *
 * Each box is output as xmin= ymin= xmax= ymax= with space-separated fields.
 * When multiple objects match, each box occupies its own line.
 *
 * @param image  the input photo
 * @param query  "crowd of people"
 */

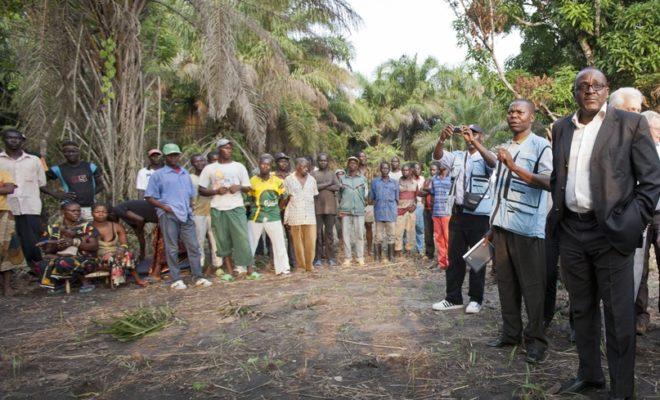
xmin=1 ymin=67 xmax=659 ymax=399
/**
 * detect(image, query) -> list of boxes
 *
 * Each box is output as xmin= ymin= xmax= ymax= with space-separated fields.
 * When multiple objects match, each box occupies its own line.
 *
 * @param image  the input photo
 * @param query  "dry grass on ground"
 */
xmin=0 ymin=258 xmax=658 ymax=399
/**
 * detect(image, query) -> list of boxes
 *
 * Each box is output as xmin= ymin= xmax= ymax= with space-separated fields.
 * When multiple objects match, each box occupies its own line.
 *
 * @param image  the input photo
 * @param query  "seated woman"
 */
xmin=91 ymin=203 xmax=147 ymax=287
xmin=38 ymin=201 xmax=99 ymax=293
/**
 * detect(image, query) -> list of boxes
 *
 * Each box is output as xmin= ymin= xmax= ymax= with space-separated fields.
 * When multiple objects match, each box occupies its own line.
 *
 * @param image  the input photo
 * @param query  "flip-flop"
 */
xmin=220 ymin=273 xmax=235 ymax=282
xmin=145 ymin=276 xmax=161 ymax=283
xmin=246 ymin=272 xmax=262 ymax=280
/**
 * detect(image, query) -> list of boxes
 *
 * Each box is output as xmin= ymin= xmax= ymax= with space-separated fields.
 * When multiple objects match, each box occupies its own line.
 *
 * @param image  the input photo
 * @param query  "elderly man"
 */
xmin=638 ymin=110 xmax=660 ymax=334
xmin=609 ymin=87 xmax=643 ymax=114
xmin=284 ymin=158 xmax=318 ymax=272
xmin=548 ymin=68 xmax=660 ymax=399
xmin=610 ymin=86 xmax=650 ymax=334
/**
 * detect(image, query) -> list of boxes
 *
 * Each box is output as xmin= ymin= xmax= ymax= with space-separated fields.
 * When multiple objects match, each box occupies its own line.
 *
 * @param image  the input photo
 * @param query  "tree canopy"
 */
xmin=0 ymin=0 xmax=657 ymax=202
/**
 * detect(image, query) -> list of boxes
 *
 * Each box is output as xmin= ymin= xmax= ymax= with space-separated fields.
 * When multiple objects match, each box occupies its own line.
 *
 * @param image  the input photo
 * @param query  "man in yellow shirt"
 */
xmin=248 ymin=154 xmax=291 ymax=275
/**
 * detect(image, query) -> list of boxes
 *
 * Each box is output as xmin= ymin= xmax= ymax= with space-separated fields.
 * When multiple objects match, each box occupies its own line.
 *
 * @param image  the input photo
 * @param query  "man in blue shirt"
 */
xmin=145 ymin=143 xmax=212 ymax=290
xmin=431 ymin=124 xmax=496 ymax=315
xmin=369 ymin=161 xmax=399 ymax=262
xmin=485 ymin=99 xmax=552 ymax=365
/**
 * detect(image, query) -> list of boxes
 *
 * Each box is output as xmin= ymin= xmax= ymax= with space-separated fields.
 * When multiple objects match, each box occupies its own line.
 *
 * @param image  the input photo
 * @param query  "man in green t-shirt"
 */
xmin=247 ymin=154 xmax=291 ymax=275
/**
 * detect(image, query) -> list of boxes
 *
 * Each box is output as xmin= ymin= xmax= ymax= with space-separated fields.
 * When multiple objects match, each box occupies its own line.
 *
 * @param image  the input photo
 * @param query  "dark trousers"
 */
xmin=559 ymin=215 xmax=635 ymax=398
xmin=445 ymin=210 xmax=489 ymax=304
xmin=315 ymin=214 xmax=336 ymax=261
xmin=493 ymin=227 xmax=548 ymax=353
xmin=281 ymin=210 xmax=296 ymax=268
xmin=423 ymin=209 xmax=434 ymax=259
xmin=637 ymin=212 xmax=660 ymax=324
xmin=544 ymin=236 xmax=560 ymax=325
xmin=14 ymin=214 xmax=43 ymax=267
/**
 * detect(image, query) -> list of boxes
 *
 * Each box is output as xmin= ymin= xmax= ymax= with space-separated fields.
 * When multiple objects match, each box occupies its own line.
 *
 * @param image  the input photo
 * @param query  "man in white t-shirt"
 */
xmin=198 ymin=139 xmax=253 ymax=276
xmin=136 ymin=149 xmax=163 ymax=198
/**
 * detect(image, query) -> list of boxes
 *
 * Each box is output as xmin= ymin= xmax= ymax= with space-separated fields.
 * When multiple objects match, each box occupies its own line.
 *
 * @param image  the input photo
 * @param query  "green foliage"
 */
xmin=99 ymin=38 xmax=117 ymax=104
xmin=363 ymin=143 xmax=402 ymax=166
xmin=598 ymin=2 xmax=659 ymax=83
xmin=96 ymin=306 xmax=175 ymax=342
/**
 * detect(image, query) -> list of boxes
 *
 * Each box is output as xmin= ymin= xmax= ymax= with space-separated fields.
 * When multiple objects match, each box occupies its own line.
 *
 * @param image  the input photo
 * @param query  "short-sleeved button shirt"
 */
xmin=145 ymin=166 xmax=195 ymax=222
xmin=283 ymin=174 xmax=318 ymax=226
xmin=0 ymin=151 xmax=47 ymax=215
xmin=429 ymin=174 xmax=453 ymax=217
xmin=249 ymin=175 xmax=286 ymax=222
xmin=369 ymin=176 xmax=399 ymax=222
xmin=0 ymin=170 xmax=15 ymax=211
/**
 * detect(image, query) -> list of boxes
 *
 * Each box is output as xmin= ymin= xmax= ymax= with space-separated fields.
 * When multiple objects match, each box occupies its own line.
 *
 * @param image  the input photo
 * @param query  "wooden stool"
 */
xmin=84 ymin=271 xmax=113 ymax=289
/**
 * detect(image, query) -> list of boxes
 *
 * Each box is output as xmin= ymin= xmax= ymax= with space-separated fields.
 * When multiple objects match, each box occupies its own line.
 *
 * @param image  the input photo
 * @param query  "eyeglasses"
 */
xmin=576 ymin=82 xmax=607 ymax=92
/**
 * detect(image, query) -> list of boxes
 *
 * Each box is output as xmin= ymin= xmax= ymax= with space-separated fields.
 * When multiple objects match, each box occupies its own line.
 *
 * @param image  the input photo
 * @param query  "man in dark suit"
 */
xmin=547 ymin=67 xmax=660 ymax=399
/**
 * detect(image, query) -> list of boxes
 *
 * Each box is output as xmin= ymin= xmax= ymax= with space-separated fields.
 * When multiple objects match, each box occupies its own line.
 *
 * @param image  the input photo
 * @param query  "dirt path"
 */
xmin=1 ymin=260 xmax=658 ymax=399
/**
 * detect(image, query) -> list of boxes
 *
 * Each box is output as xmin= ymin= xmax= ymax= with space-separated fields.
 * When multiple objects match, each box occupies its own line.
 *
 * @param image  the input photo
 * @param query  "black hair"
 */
xmin=1 ymin=128 xmax=24 ymax=139
xmin=91 ymin=203 xmax=110 ymax=211
xmin=60 ymin=140 xmax=79 ymax=149
xmin=60 ymin=201 xmax=80 ymax=210
xmin=574 ymin=67 xmax=608 ymax=90
xmin=379 ymin=161 xmax=390 ymax=168
xmin=206 ymin=151 xmax=219 ymax=162
xmin=259 ymin=154 xmax=274 ymax=163
xmin=511 ymin=98 xmax=536 ymax=113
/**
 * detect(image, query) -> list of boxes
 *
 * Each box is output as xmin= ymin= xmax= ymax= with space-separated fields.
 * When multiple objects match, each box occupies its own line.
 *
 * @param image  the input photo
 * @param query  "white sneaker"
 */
xmin=342 ymin=259 xmax=351 ymax=267
xmin=171 ymin=280 xmax=187 ymax=290
xmin=465 ymin=301 xmax=482 ymax=314
xmin=432 ymin=299 xmax=463 ymax=311
xmin=357 ymin=258 xmax=365 ymax=266
xmin=195 ymin=278 xmax=212 ymax=287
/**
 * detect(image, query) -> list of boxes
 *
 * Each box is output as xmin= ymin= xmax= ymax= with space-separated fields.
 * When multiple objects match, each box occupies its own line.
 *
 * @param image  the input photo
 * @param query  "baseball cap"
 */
xmin=469 ymin=124 xmax=484 ymax=134
xmin=274 ymin=152 xmax=290 ymax=161
xmin=162 ymin=143 xmax=181 ymax=155
xmin=217 ymin=138 xmax=231 ymax=147
xmin=147 ymin=148 xmax=162 ymax=156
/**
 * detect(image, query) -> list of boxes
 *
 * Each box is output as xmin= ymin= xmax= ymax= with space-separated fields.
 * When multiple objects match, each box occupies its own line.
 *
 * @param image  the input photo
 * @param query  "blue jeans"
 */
xmin=159 ymin=213 xmax=203 ymax=281
xmin=415 ymin=204 xmax=425 ymax=253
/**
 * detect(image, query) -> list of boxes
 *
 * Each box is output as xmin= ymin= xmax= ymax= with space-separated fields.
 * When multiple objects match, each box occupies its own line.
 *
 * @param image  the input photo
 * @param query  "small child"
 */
xmin=423 ymin=160 xmax=453 ymax=269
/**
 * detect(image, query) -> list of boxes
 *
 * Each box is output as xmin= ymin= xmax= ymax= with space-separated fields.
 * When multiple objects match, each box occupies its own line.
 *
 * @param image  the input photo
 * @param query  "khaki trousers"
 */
xmin=395 ymin=211 xmax=416 ymax=251
xmin=289 ymin=225 xmax=317 ymax=271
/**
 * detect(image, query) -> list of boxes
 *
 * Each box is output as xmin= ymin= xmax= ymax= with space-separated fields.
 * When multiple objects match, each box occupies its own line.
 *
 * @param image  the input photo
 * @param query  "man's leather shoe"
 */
xmin=557 ymin=377 xmax=605 ymax=394
xmin=486 ymin=337 xmax=520 ymax=348
xmin=525 ymin=348 xmax=546 ymax=364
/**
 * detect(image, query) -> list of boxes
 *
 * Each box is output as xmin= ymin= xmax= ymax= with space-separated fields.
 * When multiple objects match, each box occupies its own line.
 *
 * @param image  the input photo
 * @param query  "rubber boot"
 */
xmin=387 ymin=244 xmax=395 ymax=262
xmin=375 ymin=244 xmax=382 ymax=262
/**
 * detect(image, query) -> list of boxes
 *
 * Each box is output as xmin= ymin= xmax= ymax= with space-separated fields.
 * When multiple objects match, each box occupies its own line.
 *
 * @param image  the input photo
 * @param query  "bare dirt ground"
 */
xmin=1 ymin=257 xmax=658 ymax=400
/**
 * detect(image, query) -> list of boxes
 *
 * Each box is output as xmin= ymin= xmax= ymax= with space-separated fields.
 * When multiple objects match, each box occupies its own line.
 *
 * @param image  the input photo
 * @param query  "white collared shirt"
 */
xmin=565 ymin=102 xmax=607 ymax=213
xmin=0 ymin=151 xmax=47 ymax=215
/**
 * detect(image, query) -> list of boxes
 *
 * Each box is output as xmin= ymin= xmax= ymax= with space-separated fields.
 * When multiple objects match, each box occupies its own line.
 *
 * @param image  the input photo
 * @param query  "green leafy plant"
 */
xmin=96 ymin=305 xmax=175 ymax=342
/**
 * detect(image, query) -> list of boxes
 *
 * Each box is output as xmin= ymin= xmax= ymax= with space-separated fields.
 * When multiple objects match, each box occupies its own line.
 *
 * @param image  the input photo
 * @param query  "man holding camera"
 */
xmin=431 ymin=124 xmax=496 ymax=314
